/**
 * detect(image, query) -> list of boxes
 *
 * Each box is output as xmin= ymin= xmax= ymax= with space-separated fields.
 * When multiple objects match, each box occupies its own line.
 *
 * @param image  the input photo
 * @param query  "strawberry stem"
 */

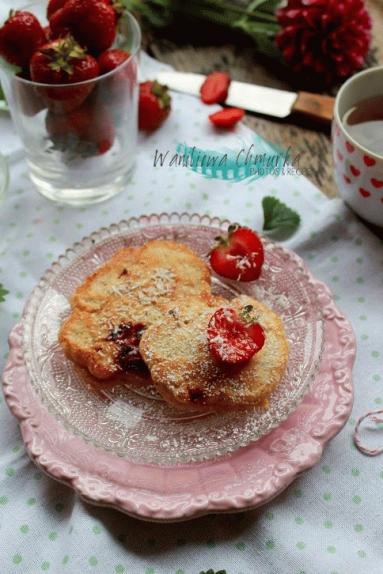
xmin=239 ymin=304 xmax=259 ymax=324
xmin=228 ymin=223 xmax=240 ymax=235
xmin=150 ymin=80 xmax=171 ymax=109
xmin=42 ymin=36 xmax=87 ymax=76
xmin=212 ymin=234 xmax=229 ymax=249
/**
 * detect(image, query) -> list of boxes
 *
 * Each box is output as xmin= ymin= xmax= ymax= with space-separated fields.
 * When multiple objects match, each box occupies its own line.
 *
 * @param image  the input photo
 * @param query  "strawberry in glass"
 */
xmin=46 ymin=99 xmax=115 ymax=156
xmin=30 ymin=36 xmax=100 ymax=113
xmin=47 ymin=0 xmax=114 ymax=19
xmin=49 ymin=0 xmax=118 ymax=55
xmin=47 ymin=0 xmax=68 ymax=19
xmin=98 ymin=48 xmax=135 ymax=105
xmin=0 ymin=10 xmax=46 ymax=69
xmin=98 ymin=49 xmax=130 ymax=74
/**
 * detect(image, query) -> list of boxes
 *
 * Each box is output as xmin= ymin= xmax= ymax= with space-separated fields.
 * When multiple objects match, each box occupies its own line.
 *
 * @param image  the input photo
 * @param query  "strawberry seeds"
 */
xmin=208 ymin=306 xmax=265 ymax=365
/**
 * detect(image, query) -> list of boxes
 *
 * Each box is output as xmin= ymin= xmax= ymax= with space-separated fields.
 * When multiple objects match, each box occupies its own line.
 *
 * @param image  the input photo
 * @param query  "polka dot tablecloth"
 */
xmin=1 ymin=51 xmax=383 ymax=574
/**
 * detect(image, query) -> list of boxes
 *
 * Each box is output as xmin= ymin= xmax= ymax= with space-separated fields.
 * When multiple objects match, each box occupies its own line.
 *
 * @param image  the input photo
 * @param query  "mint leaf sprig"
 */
xmin=262 ymin=196 xmax=300 ymax=239
xmin=0 ymin=283 xmax=9 ymax=303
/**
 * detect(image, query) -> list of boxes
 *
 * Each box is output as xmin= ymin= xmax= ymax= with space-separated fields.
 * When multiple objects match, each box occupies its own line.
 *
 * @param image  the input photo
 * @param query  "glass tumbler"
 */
xmin=0 ymin=5 xmax=141 ymax=205
xmin=0 ymin=152 xmax=9 ymax=202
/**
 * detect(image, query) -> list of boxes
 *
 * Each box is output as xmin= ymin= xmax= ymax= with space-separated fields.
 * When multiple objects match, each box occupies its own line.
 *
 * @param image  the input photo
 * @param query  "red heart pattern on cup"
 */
xmin=333 ymin=127 xmax=383 ymax=225
xmin=371 ymin=178 xmax=383 ymax=189
xmin=345 ymin=141 xmax=355 ymax=153
xmin=363 ymin=155 xmax=376 ymax=167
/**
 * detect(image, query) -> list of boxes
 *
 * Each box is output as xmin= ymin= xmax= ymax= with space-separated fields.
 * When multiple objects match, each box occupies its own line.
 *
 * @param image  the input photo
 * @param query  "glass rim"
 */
xmin=0 ymin=152 xmax=9 ymax=199
xmin=0 ymin=10 xmax=141 ymax=90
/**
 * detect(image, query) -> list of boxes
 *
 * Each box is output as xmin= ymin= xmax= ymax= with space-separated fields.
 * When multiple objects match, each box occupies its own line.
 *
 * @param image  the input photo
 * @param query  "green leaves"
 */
xmin=120 ymin=0 xmax=282 ymax=54
xmin=120 ymin=0 xmax=175 ymax=27
xmin=200 ymin=570 xmax=227 ymax=574
xmin=233 ymin=19 xmax=280 ymax=57
xmin=249 ymin=0 xmax=281 ymax=14
xmin=262 ymin=196 xmax=300 ymax=239
xmin=0 ymin=283 xmax=9 ymax=303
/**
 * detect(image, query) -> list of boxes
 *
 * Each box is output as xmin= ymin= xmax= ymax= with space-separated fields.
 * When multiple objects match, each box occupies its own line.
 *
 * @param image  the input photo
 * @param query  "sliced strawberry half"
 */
xmin=207 ymin=307 xmax=265 ymax=365
xmin=239 ymin=303 xmax=265 ymax=350
xmin=210 ymin=225 xmax=264 ymax=282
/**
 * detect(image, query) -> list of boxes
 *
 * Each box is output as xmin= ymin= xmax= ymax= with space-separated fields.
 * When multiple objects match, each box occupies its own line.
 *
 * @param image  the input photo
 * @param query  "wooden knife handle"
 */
xmin=292 ymin=91 xmax=335 ymax=123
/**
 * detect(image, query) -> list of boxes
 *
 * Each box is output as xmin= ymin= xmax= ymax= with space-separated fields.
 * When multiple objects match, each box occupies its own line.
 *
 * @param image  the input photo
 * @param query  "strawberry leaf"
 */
xmin=262 ymin=196 xmax=300 ymax=239
xmin=0 ymin=283 xmax=9 ymax=303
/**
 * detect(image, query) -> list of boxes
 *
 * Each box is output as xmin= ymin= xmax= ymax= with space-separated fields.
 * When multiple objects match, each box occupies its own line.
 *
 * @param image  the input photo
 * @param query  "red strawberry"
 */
xmin=16 ymin=82 xmax=46 ymax=117
xmin=30 ymin=36 xmax=100 ymax=113
xmin=207 ymin=307 xmax=265 ymax=365
xmin=139 ymin=81 xmax=171 ymax=131
xmin=46 ymin=99 xmax=115 ymax=155
xmin=239 ymin=303 xmax=266 ymax=350
xmin=0 ymin=11 xmax=46 ymax=69
xmin=50 ymin=0 xmax=117 ymax=55
xmin=48 ymin=0 xmax=114 ymax=19
xmin=43 ymin=25 xmax=53 ymax=42
xmin=47 ymin=0 xmax=68 ymax=19
xmin=47 ymin=0 xmax=115 ymax=16
xmin=210 ymin=225 xmax=264 ymax=282
xmin=200 ymin=71 xmax=231 ymax=104
xmin=98 ymin=48 xmax=130 ymax=74
xmin=98 ymin=48 xmax=135 ymax=106
xmin=209 ymin=107 xmax=245 ymax=128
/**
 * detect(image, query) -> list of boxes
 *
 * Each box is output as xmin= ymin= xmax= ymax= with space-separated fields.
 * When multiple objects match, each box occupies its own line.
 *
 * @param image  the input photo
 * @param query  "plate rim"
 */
xmin=2 ymin=213 xmax=356 ymax=521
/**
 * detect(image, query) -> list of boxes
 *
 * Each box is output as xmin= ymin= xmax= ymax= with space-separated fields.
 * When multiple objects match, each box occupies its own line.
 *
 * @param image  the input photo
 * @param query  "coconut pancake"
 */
xmin=60 ymin=240 xmax=212 ymax=379
xmin=139 ymin=294 xmax=289 ymax=411
xmin=71 ymin=240 xmax=211 ymax=312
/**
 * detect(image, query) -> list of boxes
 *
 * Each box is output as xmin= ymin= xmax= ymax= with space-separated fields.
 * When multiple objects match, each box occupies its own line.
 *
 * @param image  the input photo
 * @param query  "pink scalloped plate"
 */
xmin=2 ymin=213 xmax=356 ymax=522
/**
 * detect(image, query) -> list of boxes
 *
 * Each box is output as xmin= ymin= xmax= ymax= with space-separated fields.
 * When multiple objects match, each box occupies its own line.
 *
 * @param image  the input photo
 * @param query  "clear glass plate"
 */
xmin=22 ymin=213 xmax=323 ymax=465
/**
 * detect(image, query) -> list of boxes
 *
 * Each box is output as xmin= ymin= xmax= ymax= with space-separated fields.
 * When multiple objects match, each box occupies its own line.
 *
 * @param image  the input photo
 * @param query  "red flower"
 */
xmin=276 ymin=0 xmax=372 ymax=85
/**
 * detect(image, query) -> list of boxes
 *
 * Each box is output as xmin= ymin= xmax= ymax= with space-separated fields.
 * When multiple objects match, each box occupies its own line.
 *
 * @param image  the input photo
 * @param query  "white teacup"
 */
xmin=333 ymin=66 xmax=383 ymax=227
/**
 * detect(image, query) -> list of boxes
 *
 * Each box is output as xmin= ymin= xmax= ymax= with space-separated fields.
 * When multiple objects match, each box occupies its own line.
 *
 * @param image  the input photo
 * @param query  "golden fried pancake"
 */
xmin=139 ymin=294 xmax=289 ymax=411
xmin=60 ymin=240 xmax=212 ymax=380
xmin=60 ymin=297 xmax=161 ymax=380
xmin=71 ymin=240 xmax=211 ymax=312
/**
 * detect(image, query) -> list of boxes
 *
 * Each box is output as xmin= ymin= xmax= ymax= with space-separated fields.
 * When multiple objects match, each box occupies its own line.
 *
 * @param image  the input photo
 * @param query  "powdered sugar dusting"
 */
xmin=112 ymin=267 xmax=175 ymax=305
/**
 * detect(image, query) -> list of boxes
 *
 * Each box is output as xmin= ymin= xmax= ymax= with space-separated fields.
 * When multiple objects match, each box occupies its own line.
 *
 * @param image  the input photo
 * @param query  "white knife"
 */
xmin=156 ymin=71 xmax=334 ymax=123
